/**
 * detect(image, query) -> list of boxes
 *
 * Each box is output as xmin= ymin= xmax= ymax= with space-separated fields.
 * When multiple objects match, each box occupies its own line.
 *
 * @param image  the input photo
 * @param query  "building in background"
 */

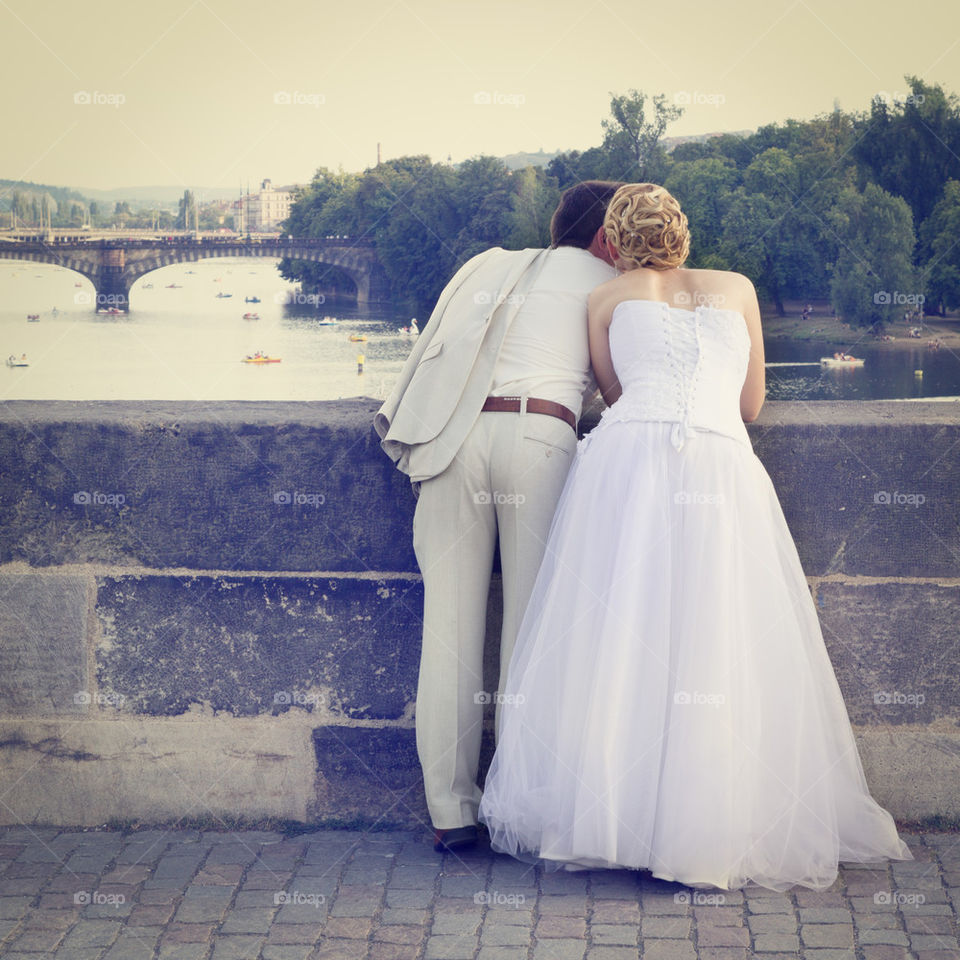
xmin=236 ymin=179 xmax=295 ymax=233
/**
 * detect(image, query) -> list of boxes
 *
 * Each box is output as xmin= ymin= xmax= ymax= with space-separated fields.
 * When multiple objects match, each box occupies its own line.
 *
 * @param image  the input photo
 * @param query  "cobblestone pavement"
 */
xmin=0 ymin=827 xmax=957 ymax=960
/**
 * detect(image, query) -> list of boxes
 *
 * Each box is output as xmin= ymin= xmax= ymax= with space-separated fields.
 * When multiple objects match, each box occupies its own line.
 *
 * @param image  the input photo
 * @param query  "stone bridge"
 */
xmin=0 ymin=236 xmax=392 ymax=310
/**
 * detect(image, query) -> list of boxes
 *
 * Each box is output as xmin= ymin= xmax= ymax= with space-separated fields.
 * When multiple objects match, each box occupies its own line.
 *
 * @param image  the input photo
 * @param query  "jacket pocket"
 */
xmin=418 ymin=339 xmax=443 ymax=363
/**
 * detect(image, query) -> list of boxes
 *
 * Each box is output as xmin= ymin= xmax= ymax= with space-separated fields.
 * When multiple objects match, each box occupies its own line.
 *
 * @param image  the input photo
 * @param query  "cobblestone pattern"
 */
xmin=0 ymin=829 xmax=957 ymax=959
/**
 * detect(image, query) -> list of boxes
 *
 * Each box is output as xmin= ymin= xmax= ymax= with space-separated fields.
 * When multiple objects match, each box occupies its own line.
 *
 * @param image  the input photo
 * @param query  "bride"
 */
xmin=477 ymin=183 xmax=912 ymax=891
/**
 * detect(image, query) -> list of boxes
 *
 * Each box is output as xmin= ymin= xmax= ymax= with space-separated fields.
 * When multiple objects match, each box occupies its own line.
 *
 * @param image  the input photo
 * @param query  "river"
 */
xmin=2 ymin=257 xmax=958 ymax=402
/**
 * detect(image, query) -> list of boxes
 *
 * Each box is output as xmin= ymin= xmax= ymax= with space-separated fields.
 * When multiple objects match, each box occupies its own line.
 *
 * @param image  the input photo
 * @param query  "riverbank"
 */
xmin=762 ymin=303 xmax=960 ymax=351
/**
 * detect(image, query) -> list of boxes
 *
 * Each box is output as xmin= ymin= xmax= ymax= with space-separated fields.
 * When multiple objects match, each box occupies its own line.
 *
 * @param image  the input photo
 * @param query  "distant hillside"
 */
xmin=664 ymin=130 xmax=755 ymax=149
xmin=78 ymin=185 xmax=243 ymax=208
xmin=0 ymin=179 xmax=90 ymax=211
xmin=498 ymin=130 xmax=756 ymax=171
xmin=500 ymin=149 xmax=558 ymax=171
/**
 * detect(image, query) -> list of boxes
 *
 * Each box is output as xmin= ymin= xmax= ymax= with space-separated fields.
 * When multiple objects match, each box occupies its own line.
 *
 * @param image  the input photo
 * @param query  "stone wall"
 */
xmin=0 ymin=400 xmax=958 ymax=829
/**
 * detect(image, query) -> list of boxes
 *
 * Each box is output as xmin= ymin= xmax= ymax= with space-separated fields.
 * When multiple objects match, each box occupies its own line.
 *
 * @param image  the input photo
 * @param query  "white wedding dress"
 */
xmin=478 ymin=299 xmax=912 ymax=891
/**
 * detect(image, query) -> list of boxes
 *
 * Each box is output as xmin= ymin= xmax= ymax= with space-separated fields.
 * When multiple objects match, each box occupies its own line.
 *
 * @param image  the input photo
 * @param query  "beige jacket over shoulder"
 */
xmin=374 ymin=246 xmax=550 ymax=484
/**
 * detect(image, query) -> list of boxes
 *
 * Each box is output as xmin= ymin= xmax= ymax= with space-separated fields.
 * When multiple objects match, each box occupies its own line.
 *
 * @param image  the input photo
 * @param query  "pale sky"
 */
xmin=2 ymin=0 xmax=959 ymax=192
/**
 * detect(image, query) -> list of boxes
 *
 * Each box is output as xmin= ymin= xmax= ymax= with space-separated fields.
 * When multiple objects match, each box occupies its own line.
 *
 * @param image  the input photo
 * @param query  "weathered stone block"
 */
xmin=0 ymin=717 xmax=316 ymax=824
xmin=96 ymin=575 xmax=422 ymax=719
xmin=0 ymin=573 xmax=88 ymax=715
xmin=744 ymin=403 xmax=960 ymax=578
xmin=817 ymin=581 xmax=960 ymax=724
xmin=0 ymin=400 xmax=418 ymax=572
xmin=2 ymin=400 xmax=958 ymax=577
xmin=311 ymin=727 xmax=425 ymax=827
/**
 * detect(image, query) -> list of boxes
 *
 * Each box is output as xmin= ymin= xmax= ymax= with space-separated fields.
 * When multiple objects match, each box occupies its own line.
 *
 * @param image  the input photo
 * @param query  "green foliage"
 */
xmin=920 ymin=179 xmax=960 ymax=312
xmin=664 ymin=157 xmax=739 ymax=262
xmin=601 ymin=89 xmax=683 ymax=182
xmin=828 ymin=183 xmax=918 ymax=328
xmin=280 ymin=156 xmax=559 ymax=307
xmin=280 ymin=79 xmax=956 ymax=319
xmin=177 ymin=190 xmax=195 ymax=230
xmin=852 ymin=77 xmax=960 ymax=226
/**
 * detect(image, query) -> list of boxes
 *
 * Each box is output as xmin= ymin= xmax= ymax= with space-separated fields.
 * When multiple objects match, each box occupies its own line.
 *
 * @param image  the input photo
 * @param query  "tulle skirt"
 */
xmin=478 ymin=420 xmax=912 ymax=891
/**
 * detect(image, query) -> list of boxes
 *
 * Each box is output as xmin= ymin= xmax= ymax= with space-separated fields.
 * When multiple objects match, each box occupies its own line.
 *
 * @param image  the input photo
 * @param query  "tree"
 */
xmin=664 ymin=157 xmax=739 ymax=263
xmin=280 ymin=155 xmax=555 ymax=306
xmin=828 ymin=184 xmax=918 ymax=329
xmin=718 ymin=188 xmax=787 ymax=314
xmin=601 ymin=89 xmax=683 ymax=181
xmin=507 ymin=166 xmax=558 ymax=249
xmin=852 ymin=77 xmax=960 ymax=227
xmin=546 ymin=146 xmax=616 ymax=190
xmin=920 ymin=179 xmax=960 ymax=313
xmin=177 ymin=190 xmax=195 ymax=230
xmin=545 ymin=89 xmax=684 ymax=187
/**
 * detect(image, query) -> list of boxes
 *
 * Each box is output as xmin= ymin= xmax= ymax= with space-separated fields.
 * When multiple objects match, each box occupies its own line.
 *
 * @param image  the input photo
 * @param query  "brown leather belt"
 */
xmin=481 ymin=396 xmax=577 ymax=432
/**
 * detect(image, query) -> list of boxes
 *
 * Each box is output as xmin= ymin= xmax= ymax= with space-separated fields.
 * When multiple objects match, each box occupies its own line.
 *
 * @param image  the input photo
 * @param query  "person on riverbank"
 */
xmin=375 ymin=181 xmax=620 ymax=853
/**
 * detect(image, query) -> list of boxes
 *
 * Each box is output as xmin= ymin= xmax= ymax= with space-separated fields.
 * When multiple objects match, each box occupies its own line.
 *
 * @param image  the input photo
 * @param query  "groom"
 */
xmin=375 ymin=180 xmax=620 ymax=852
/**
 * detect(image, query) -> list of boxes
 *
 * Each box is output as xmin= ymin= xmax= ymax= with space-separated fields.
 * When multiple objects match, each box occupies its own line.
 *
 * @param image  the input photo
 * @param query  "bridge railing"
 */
xmin=0 ymin=398 xmax=958 ymax=827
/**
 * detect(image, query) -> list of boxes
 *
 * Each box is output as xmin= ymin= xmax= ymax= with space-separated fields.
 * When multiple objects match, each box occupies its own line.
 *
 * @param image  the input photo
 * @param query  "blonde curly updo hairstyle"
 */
xmin=603 ymin=183 xmax=690 ymax=270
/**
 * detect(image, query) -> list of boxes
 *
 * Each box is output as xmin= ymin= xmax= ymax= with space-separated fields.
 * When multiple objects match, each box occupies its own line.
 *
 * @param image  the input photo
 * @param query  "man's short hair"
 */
xmin=550 ymin=180 xmax=625 ymax=249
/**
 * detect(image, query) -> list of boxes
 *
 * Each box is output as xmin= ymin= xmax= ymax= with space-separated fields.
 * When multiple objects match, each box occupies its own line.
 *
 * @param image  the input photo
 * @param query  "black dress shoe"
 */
xmin=433 ymin=825 xmax=479 ymax=853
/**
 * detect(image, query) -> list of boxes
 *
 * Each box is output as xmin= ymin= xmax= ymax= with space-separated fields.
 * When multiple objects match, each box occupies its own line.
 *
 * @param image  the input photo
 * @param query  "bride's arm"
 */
xmin=588 ymin=290 xmax=622 ymax=406
xmin=738 ymin=277 xmax=765 ymax=422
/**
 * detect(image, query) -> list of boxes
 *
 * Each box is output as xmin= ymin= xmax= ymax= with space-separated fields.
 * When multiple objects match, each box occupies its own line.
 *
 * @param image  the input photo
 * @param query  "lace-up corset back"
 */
xmin=601 ymin=299 xmax=752 ymax=449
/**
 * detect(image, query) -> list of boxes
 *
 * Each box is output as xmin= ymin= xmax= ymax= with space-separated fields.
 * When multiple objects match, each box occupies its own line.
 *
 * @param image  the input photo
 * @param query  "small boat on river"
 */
xmin=820 ymin=354 xmax=864 ymax=367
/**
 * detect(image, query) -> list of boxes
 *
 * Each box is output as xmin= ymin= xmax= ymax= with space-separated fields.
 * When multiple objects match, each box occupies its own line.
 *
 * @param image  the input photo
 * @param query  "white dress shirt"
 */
xmin=488 ymin=246 xmax=616 ymax=419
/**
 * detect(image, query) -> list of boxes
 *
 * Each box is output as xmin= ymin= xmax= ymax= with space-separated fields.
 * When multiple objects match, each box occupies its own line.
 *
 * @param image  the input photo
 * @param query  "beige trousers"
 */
xmin=412 ymin=407 xmax=578 ymax=829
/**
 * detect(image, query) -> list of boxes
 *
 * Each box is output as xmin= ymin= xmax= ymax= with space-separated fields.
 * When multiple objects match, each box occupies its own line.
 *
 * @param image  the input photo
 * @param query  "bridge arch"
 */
xmin=0 ymin=238 xmax=392 ymax=311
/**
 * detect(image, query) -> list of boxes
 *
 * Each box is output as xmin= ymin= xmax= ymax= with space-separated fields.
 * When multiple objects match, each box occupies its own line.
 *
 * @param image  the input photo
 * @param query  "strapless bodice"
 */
xmin=586 ymin=299 xmax=752 ymax=451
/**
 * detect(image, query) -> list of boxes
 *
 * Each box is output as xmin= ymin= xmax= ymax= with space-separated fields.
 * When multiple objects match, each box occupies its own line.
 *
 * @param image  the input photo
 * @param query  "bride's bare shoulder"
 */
xmin=588 ymin=273 xmax=626 ymax=310
xmin=684 ymin=267 xmax=753 ymax=286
